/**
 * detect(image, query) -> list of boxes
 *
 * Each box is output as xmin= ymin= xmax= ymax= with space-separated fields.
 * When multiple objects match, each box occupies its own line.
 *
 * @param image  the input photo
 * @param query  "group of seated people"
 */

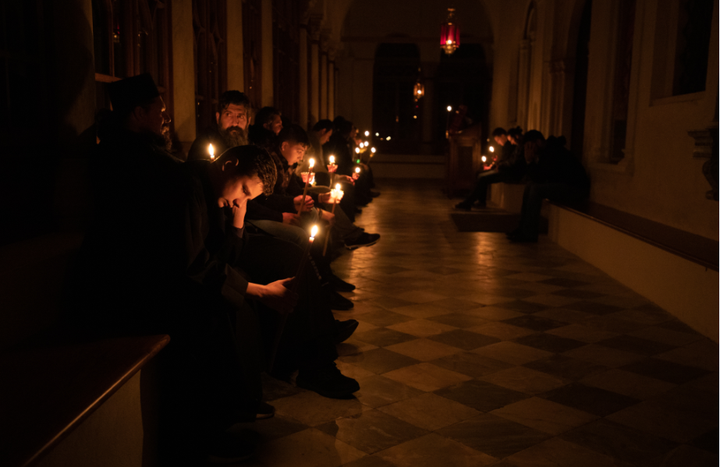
xmin=66 ymin=73 xmax=381 ymax=465
xmin=455 ymin=126 xmax=590 ymax=242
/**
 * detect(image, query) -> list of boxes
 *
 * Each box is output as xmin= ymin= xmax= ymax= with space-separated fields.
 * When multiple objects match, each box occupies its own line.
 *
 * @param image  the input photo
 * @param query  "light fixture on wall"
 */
xmin=413 ymin=81 xmax=425 ymax=101
xmin=440 ymin=8 xmax=460 ymax=55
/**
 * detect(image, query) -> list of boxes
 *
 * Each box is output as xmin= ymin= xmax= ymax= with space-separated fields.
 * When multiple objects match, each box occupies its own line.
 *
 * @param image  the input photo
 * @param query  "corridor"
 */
xmin=235 ymin=179 xmax=718 ymax=467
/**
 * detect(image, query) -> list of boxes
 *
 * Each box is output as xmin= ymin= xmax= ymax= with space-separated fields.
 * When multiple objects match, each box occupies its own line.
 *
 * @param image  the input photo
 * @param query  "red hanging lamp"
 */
xmin=440 ymin=8 xmax=460 ymax=55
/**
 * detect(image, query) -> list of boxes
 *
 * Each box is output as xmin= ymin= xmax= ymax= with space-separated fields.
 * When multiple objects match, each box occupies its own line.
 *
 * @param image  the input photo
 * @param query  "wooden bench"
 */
xmin=0 ymin=233 xmax=170 ymax=467
xmin=548 ymin=200 xmax=719 ymax=341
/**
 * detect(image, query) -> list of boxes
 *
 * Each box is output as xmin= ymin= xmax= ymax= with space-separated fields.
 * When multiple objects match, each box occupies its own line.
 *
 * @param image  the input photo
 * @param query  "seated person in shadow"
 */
xmin=507 ymin=130 xmax=590 ymax=243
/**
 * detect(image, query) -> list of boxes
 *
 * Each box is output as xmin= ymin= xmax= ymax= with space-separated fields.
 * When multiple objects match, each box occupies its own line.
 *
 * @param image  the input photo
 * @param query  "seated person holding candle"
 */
xmin=507 ymin=130 xmax=590 ymax=242
xmin=455 ymin=127 xmax=527 ymax=210
xmin=70 ymin=75 xmax=286 ymax=464
xmin=187 ymin=90 xmax=250 ymax=161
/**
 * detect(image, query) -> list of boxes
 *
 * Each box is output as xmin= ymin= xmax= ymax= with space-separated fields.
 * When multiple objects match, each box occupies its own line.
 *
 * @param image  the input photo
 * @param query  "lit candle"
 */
xmin=299 ymin=158 xmax=315 ymax=213
xmin=387 ymin=136 xmax=392 ymax=141
xmin=375 ymin=132 xmax=379 ymax=137
xmin=482 ymin=156 xmax=487 ymax=163
xmin=489 ymin=146 xmax=495 ymax=153
xmin=364 ymin=130 xmax=370 ymax=137
xmin=447 ymin=105 xmax=452 ymax=112
xmin=208 ymin=143 xmax=215 ymax=160
xmin=355 ymin=147 xmax=361 ymax=154
xmin=371 ymin=147 xmax=376 ymax=154
xmin=352 ymin=166 xmax=361 ymax=181
xmin=322 ymin=187 xmax=343 ymax=256
xmin=294 ymin=224 xmax=318 ymax=279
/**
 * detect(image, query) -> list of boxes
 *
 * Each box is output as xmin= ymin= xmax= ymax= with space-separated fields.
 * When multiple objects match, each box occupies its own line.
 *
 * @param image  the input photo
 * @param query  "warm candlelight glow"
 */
xmin=447 ymin=106 xmax=452 ymax=112
xmin=355 ymin=147 xmax=361 ymax=154
xmin=482 ymin=156 xmax=487 ymax=163
xmin=208 ymin=144 xmax=215 ymax=159
xmin=371 ymin=147 xmax=376 ymax=153
xmin=329 ymin=155 xmax=335 ymax=164
xmin=375 ymin=132 xmax=379 ymax=136
xmin=335 ymin=183 xmax=342 ymax=190
xmin=387 ymin=136 xmax=392 ymax=141
xmin=309 ymin=158 xmax=315 ymax=169
xmin=364 ymin=131 xmax=369 ymax=137
xmin=355 ymin=167 xmax=361 ymax=174
xmin=489 ymin=146 xmax=495 ymax=153
xmin=310 ymin=225 xmax=318 ymax=240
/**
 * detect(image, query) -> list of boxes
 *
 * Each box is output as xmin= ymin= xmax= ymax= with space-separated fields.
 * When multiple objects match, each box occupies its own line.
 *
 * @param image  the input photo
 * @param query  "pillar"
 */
xmin=320 ymin=51 xmax=328 ymax=120
xmin=309 ymin=33 xmax=320 ymax=125
xmin=226 ymin=0 xmax=245 ymax=92
xmin=260 ymin=0 xmax=273 ymax=107
xmin=298 ymin=25 xmax=309 ymax=129
xmin=172 ymin=0 xmax=196 ymax=145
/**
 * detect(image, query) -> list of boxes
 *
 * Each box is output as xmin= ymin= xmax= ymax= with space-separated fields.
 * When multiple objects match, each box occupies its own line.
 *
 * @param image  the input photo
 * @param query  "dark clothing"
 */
xmin=464 ymin=169 xmax=509 ymax=206
xmin=248 ymin=124 xmax=277 ymax=153
xmin=497 ymin=143 xmax=526 ymax=180
xmin=515 ymin=137 xmax=590 ymax=238
xmin=323 ymin=134 xmax=354 ymax=175
xmin=70 ymin=127 xmax=255 ymax=465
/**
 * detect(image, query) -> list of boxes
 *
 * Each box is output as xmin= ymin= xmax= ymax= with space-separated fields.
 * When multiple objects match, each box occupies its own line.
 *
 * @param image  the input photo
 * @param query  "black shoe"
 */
xmin=345 ymin=232 xmax=380 ymax=250
xmin=206 ymin=431 xmax=256 ymax=464
xmin=369 ymin=191 xmax=381 ymax=198
xmin=328 ymin=272 xmax=356 ymax=291
xmin=333 ymin=319 xmax=359 ymax=344
xmin=255 ymin=401 xmax=275 ymax=420
xmin=454 ymin=201 xmax=472 ymax=211
xmin=296 ymin=362 xmax=360 ymax=399
xmin=323 ymin=286 xmax=354 ymax=310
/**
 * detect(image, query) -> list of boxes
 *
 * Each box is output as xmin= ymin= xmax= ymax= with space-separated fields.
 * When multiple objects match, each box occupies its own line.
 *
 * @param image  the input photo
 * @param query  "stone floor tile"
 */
xmin=389 ymin=302 xmax=458 ymax=319
xmin=542 ymin=382 xmax=641 ymax=417
xmin=473 ymin=341 xmax=553 ymax=365
xmin=514 ymin=333 xmax=586 ymax=353
xmin=353 ymin=375 xmax=424 ymax=408
xmin=427 ymin=329 xmax=500 ymax=350
xmin=505 ymin=272 xmax=557 ymax=282
xmin=580 ymin=368 xmax=677 ymax=400
xmin=562 ymin=343 xmax=646 ymax=368
xmin=431 ymin=350 xmax=513 ymax=378
xmin=337 ymin=338 xmax=379 ymax=356
xmin=426 ymin=312 xmax=491 ymax=328
xmin=254 ymin=428 xmax=366 ymax=467
xmin=340 ymin=455 xmax=397 ymax=467
xmin=394 ymin=289 xmax=448 ymax=303
xmin=628 ymin=326 xmax=704 ymax=347
xmin=374 ymin=433 xmax=497 ymax=467
xmin=620 ymin=357 xmax=710 ymax=384
xmin=316 ymin=410 xmax=429 ymax=455
xmin=271 ymin=391 xmax=367 ymax=426
xmin=637 ymin=444 xmax=720 ymax=467
xmin=491 ymin=397 xmax=598 ymax=435
xmin=385 ymin=318 xmax=457 ymax=337
xmin=384 ymin=337 xmax=461 ymax=361
xmin=524 ymin=354 xmax=610 ymax=381
xmin=350 ymin=309 xmax=415 ymax=327
xmin=337 ymin=361 xmax=378 ymax=380
xmin=377 ymin=392 xmax=481 ymax=431
xmin=383 ymin=362 xmax=473 ymax=392
xmin=435 ymin=379 xmax=530 ymax=412
xmin=480 ymin=366 xmax=568 ymax=395
xmin=464 ymin=305 xmax=527 ymax=321
xmin=534 ymin=307 xmax=593 ymax=324
xmin=655 ymin=339 xmax=719 ymax=371
xmin=564 ymin=300 xmax=624 ymax=315
xmin=502 ymin=315 xmax=569 ymax=331
xmin=502 ymin=437 xmax=633 ymax=467
xmin=468 ymin=321 xmax=537 ymax=340
xmin=596 ymin=335 xmax=677 ymax=357
xmin=521 ymin=294 xmax=581 ymax=308
xmin=437 ymin=413 xmax=551 ymax=458
xmin=560 ymin=419 xmax=678 ymax=464
xmin=546 ymin=323 xmax=619 ymax=343
xmin=352 ymin=327 xmax=417 ymax=347
xmin=339 ymin=348 xmax=420 ymax=375
xmin=460 ymin=292 xmax=517 ymax=306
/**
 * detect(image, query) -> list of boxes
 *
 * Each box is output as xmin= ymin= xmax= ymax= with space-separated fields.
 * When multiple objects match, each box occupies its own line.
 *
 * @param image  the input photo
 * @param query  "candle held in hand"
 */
xmin=208 ymin=144 xmax=215 ymax=160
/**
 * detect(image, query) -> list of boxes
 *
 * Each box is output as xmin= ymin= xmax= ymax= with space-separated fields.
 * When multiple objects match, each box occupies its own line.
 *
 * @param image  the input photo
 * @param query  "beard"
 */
xmin=149 ymin=124 xmax=173 ymax=151
xmin=220 ymin=126 xmax=248 ymax=148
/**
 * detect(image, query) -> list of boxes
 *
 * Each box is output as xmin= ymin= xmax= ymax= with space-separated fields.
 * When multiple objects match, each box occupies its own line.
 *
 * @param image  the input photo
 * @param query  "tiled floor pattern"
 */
xmin=235 ymin=179 xmax=718 ymax=466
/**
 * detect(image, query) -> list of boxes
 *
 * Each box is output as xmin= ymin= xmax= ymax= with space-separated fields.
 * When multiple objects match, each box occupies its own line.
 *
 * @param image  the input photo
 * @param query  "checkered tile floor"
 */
xmin=233 ymin=179 xmax=718 ymax=467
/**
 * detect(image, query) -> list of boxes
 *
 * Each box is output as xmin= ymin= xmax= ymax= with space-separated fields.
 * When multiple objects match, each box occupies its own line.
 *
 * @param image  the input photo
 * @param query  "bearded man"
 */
xmin=187 ymin=90 xmax=250 ymax=161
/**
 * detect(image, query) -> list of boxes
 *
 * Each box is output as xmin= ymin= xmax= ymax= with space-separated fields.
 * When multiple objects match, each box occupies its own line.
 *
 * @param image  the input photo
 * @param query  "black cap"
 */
xmin=522 ymin=130 xmax=545 ymax=144
xmin=108 ymin=73 xmax=160 ymax=116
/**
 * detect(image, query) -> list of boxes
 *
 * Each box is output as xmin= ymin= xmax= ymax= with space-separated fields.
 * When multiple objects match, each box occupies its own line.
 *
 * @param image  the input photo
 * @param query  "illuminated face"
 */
xmin=318 ymin=128 xmax=333 ymax=145
xmin=219 ymin=174 xmax=264 ymax=208
xmin=139 ymin=96 xmax=171 ymax=137
xmin=494 ymin=135 xmax=508 ymax=146
xmin=265 ymin=114 xmax=283 ymax=135
xmin=217 ymin=103 xmax=249 ymax=132
xmin=280 ymin=141 xmax=307 ymax=165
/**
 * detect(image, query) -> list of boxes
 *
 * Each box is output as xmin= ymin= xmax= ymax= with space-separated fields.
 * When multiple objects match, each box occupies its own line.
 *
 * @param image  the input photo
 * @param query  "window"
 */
xmin=193 ymin=0 xmax=226 ymax=131
xmin=92 ymin=0 xmax=173 ymax=115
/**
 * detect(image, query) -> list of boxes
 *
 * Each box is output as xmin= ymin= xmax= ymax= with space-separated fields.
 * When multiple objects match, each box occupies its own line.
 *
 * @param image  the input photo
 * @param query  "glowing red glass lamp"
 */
xmin=440 ymin=8 xmax=460 ymax=55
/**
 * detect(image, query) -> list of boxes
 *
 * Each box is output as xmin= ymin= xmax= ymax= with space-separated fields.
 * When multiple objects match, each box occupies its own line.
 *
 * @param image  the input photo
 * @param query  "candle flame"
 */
xmin=371 ymin=147 xmax=376 ymax=153
xmin=355 ymin=147 xmax=360 ymax=153
xmin=387 ymin=136 xmax=392 ymax=141
xmin=482 ymin=156 xmax=487 ymax=162
xmin=364 ymin=141 xmax=369 ymax=146
xmin=375 ymin=132 xmax=379 ymax=136
xmin=309 ymin=158 xmax=315 ymax=168
xmin=364 ymin=130 xmax=369 ymax=137
xmin=329 ymin=155 xmax=335 ymax=164
xmin=355 ymin=167 xmax=361 ymax=173
xmin=447 ymin=106 xmax=452 ymax=112
xmin=335 ymin=183 xmax=342 ymax=190
xmin=208 ymin=143 xmax=215 ymax=159
xmin=310 ymin=225 xmax=319 ymax=238
xmin=489 ymin=146 xmax=495 ymax=152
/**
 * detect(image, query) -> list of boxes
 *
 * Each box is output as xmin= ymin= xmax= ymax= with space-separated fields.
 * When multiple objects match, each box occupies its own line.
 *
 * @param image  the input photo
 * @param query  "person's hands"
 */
xmin=320 ymin=210 xmax=336 ymax=227
xmin=319 ymin=192 xmax=342 ymax=204
xmin=231 ymin=196 xmax=249 ymax=229
xmin=282 ymin=212 xmax=301 ymax=225
xmin=247 ymin=279 xmax=298 ymax=314
xmin=294 ymin=194 xmax=314 ymax=211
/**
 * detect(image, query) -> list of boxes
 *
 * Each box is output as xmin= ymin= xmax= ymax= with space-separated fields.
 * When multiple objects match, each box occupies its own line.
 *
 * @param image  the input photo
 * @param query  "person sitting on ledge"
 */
xmin=455 ymin=126 xmax=526 ymax=210
xmin=507 ymin=130 xmax=590 ymax=243
xmin=187 ymin=90 xmax=250 ymax=161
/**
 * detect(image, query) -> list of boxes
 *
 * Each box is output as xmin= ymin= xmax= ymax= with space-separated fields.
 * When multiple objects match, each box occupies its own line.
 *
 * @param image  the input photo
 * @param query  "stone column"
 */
xmin=309 ymin=27 xmax=320 ymax=126
xmin=260 ymin=0 xmax=273 ymax=107
xmin=298 ymin=24 xmax=309 ymax=129
xmin=328 ymin=50 xmax=336 ymax=120
xmin=320 ymin=51 xmax=328 ymax=120
xmin=517 ymin=39 xmax=530 ymax=129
